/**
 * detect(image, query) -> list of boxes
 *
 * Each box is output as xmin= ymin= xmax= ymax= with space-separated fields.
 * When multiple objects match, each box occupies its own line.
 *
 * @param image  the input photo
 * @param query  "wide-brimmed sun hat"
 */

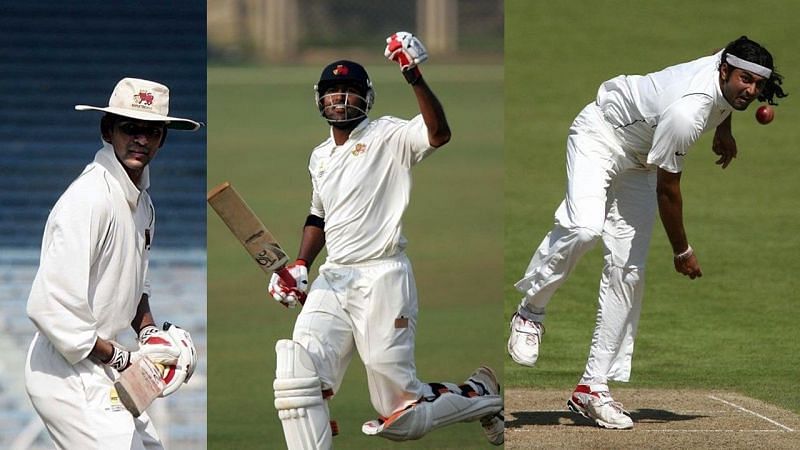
xmin=75 ymin=77 xmax=202 ymax=131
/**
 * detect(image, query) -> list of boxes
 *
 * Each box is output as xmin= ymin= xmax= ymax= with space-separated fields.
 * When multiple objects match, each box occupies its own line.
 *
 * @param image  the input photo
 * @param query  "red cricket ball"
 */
xmin=755 ymin=105 xmax=774 ymax=125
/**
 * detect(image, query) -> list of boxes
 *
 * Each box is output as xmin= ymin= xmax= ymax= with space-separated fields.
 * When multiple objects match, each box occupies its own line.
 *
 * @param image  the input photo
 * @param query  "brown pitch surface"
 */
xmin=506 ymin=388 xmax=799 ymax=449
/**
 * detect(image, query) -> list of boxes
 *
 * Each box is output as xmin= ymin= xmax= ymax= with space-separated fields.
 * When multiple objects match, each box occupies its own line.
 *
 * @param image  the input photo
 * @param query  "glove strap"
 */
xmin=403 ymin=67 xmax=422 ymax=85
xmin=138 ymin=325 xmax=160 ymax=343
xmin=105 ymin=345 xmax=131 ymax=371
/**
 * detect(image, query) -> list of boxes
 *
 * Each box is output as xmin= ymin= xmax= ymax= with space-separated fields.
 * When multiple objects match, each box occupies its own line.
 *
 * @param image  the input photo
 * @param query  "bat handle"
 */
xmin=277 ymin=267 xmax=296 ymax=288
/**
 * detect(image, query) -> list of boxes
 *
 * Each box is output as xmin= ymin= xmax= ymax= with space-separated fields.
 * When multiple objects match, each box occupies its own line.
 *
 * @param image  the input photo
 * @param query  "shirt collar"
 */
xmin=94 ymin=141 xmax=149 ymax=209
xmin=328 ymin=117 xmax=370 ymax=143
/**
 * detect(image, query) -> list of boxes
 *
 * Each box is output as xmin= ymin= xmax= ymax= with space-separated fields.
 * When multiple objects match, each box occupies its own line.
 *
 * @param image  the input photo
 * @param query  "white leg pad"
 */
xmin=362 ymin=392 xmax=502 ymax=441
xmin=274 ymin=339 xmax=333 ymax=450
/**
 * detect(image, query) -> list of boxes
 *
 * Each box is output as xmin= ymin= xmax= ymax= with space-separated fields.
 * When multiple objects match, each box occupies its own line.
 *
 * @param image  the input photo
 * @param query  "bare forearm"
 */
xmin=656 ymin=169 xmax=689 ymax=253
xmin=412 ymin=76 xmax=451 ymax=148
xmin=717 ymin=113 xmax=732 ymax=134
xmin=297 ymin=223 xmax=326 ymax=268
xmin=130 ymin=294 xmax=156 ymax=334
xmin=89 ymin=337 xmax=115 ymax=363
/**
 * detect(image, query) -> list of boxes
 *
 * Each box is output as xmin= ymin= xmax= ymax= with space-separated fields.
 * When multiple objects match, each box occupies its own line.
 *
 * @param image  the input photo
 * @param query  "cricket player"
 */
xmin=268 ymin=32 xmax=504 ymax=448
xmin=25 ymin=77 xmax=201 ymax=449
xmin=508 ymin=36 xmax=786 ymax=429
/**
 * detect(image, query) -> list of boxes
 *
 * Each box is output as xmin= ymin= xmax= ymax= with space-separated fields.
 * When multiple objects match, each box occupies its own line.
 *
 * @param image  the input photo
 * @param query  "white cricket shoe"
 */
xmin=466 ymin=366 xmax=504 ymax=446
xmin=507 ymin=312 xmax=544 ymax=366
xmin=566 ymin=384 xmax=633 ymax=429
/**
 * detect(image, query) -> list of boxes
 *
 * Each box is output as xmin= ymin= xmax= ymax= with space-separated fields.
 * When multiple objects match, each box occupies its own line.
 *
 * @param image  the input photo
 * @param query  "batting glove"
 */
xmin=268 ymin=260 xmax=309 ymax=308
xmin=385 ymin=31 xmax=428 ymax=73
xmin=133 ymin=326 xmax=181 ymax=366
xmin=160 ymin=322 xmax=198 ymax=397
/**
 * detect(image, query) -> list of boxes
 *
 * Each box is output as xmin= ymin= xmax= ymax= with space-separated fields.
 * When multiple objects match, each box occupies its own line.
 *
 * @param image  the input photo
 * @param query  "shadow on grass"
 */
xmin=508 ymin=409 xmax=707 ymax=428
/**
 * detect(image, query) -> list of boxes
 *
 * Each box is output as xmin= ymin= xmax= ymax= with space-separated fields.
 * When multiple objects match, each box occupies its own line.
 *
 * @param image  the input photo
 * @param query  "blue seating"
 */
xmin=0 ymin=0 xmax=207 ymax=250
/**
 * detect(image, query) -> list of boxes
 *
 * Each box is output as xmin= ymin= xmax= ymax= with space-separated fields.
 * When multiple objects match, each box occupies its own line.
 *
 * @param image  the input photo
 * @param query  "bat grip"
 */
xmin=277 ymin=267 xmax=296 ymax=288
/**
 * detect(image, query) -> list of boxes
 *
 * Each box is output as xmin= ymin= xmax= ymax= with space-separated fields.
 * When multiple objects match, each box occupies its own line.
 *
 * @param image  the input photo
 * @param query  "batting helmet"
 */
xmin=314 ymin=60 xmax=375 ymax=123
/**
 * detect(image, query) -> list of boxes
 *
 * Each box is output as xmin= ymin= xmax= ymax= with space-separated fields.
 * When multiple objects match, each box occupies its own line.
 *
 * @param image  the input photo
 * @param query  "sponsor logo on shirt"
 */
xmin=352 ymin=143 xmax=367 ymax=156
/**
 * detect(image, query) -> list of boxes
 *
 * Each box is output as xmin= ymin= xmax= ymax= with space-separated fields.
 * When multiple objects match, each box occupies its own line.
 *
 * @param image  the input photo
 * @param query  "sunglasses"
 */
xmin=117 ymin=122 xmax=165 ymax=138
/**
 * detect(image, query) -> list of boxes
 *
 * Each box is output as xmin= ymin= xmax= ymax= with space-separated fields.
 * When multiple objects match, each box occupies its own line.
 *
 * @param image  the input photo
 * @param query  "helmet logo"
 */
xmin=332 ymin=64 xmax=349 ymax=76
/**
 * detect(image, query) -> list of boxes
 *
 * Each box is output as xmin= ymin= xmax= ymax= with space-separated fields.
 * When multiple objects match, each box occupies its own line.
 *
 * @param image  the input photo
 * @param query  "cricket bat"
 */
xmin=114 ymin=357 xmax=165 ymax=417
xmin=207 ymin=182 xmax=296 ymax=289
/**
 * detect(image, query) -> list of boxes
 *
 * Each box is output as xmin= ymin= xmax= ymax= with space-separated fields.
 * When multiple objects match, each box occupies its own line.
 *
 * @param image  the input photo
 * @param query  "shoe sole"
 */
xmin=566 ymin=399 xmax=633 ymax=430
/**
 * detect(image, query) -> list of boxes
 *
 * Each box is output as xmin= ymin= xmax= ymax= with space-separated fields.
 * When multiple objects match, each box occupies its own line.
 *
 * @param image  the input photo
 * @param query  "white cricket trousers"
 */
xmin=25 ymin=333 xmax=163 ymax=450
xmin=292 ymin=252 xmax=426 ymax=418
xmin=515 ymin=102 xmax=658 ymax=382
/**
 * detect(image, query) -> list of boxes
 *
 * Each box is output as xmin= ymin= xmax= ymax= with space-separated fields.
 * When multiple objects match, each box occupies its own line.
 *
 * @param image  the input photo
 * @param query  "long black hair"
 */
xmin=721 ymin=36 xmax=787 ymax=105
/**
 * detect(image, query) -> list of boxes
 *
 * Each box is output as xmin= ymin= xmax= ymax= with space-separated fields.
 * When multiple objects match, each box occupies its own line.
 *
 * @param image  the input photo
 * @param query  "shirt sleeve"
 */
xmin=647 ymin=96 xmax=708 ymax=173
xmin=384 ymin=114 xmax=437 ymax=168
xmin=142 ymin=195 xmax=154 ymax=297
xmin=26 ymin=188 xmax=110 ymax=365
xmin=308 ymin=154 xmax=325 ymax=218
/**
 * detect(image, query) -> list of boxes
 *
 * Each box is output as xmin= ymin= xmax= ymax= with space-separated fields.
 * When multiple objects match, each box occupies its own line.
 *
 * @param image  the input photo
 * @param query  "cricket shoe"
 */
xmin=507 ymin=312 xmax=544 ymax=366
xmin=566 ymin=384 xmax=633 ymax=429
xmin=466 ymin=366 xmax=504 ymax=446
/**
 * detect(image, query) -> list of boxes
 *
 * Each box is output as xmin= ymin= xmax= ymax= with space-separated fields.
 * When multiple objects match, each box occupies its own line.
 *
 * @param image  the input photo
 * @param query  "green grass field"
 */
xmin=208 ymin=63 xmax=503 ymax=449
xmin=505 ymin=0 xmax=800 ymax=414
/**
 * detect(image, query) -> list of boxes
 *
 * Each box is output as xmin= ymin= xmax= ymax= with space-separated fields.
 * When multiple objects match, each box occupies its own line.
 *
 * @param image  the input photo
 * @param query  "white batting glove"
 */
xmin=385 ymin=31 xmax=428 ymax=72
xmin=133 ymin=326 xmax=181 ymax=366
xmin=160 ymin=323 xmax=197 ymax=397
xmin=268 ymin=260 xmax=309 ymax=308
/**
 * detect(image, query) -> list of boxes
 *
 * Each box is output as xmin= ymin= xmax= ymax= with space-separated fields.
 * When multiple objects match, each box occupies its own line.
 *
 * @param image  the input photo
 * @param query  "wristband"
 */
xmin=673 ymin=245 xmax=693 ymax=262
xmin=105 ymin=345 xmax=131 ymax=371
xmin=138 ymin=325 xmax=159 ymax=343
xmin=294 ymin=259 xmax=308 ymax=267
xmin=403 ymin=67 xmax=422 ymax=85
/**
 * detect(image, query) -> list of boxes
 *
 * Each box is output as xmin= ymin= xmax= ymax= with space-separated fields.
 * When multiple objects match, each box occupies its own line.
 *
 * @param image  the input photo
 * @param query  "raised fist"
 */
xmin=385 ymin=31 xmax=428 ymax=71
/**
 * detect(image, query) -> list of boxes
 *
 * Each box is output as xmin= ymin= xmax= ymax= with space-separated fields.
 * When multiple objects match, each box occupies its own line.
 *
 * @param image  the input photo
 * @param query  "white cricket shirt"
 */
xmin=308 ymin=115 xmax=436 ymax=264
xmin=27 ymin=142 xmax=154 ymax=365
xmin=597 ymin=51 xmax=733 ymax=173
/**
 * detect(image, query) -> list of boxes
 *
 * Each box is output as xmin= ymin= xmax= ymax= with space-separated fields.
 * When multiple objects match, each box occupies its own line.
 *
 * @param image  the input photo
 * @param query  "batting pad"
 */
xmin=362 ymin=392 xmax=503 ymax=441
xmin=274 ymin=339 xmax=333 ymax=450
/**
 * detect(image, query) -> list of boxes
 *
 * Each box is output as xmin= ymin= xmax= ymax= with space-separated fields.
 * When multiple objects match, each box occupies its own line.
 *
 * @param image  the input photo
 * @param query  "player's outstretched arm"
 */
xmin=384 ymin=31 xmax=451 ymax=148
xmin=656 ymin=169 xmax=702 ymax=279
xmin=712 ymin=114 xmax=737 ymax=169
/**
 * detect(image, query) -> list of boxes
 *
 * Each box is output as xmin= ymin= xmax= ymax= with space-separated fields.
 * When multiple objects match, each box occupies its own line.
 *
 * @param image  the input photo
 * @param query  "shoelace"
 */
xmin=593 ymin=393 xmax=629 ymax=415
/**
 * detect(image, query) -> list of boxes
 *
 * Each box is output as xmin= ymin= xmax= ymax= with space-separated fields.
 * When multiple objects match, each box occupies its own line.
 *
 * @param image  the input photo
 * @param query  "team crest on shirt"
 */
xmin=351 ymin=143 xmax=367 ymax=156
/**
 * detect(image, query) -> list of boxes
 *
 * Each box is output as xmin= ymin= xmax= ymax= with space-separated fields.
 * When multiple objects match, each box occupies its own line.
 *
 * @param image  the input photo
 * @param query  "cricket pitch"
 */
xmin=506 ymin=388 xmax=799 ymax=449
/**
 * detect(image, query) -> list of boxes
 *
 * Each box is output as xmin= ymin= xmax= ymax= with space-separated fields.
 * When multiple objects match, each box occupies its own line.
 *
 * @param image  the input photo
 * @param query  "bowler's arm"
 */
xmin=656 ymin=169 xmax=702 ymax=279
xmin=712 ymin=114 xmax=737 ymax=168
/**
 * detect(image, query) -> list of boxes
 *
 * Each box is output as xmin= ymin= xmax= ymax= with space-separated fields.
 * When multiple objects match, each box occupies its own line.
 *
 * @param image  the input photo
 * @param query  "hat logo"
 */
xmin=134 ymin=90 xmax=155 ymax=106
xmin=333 ymin=65 xmax=349 ymax=76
